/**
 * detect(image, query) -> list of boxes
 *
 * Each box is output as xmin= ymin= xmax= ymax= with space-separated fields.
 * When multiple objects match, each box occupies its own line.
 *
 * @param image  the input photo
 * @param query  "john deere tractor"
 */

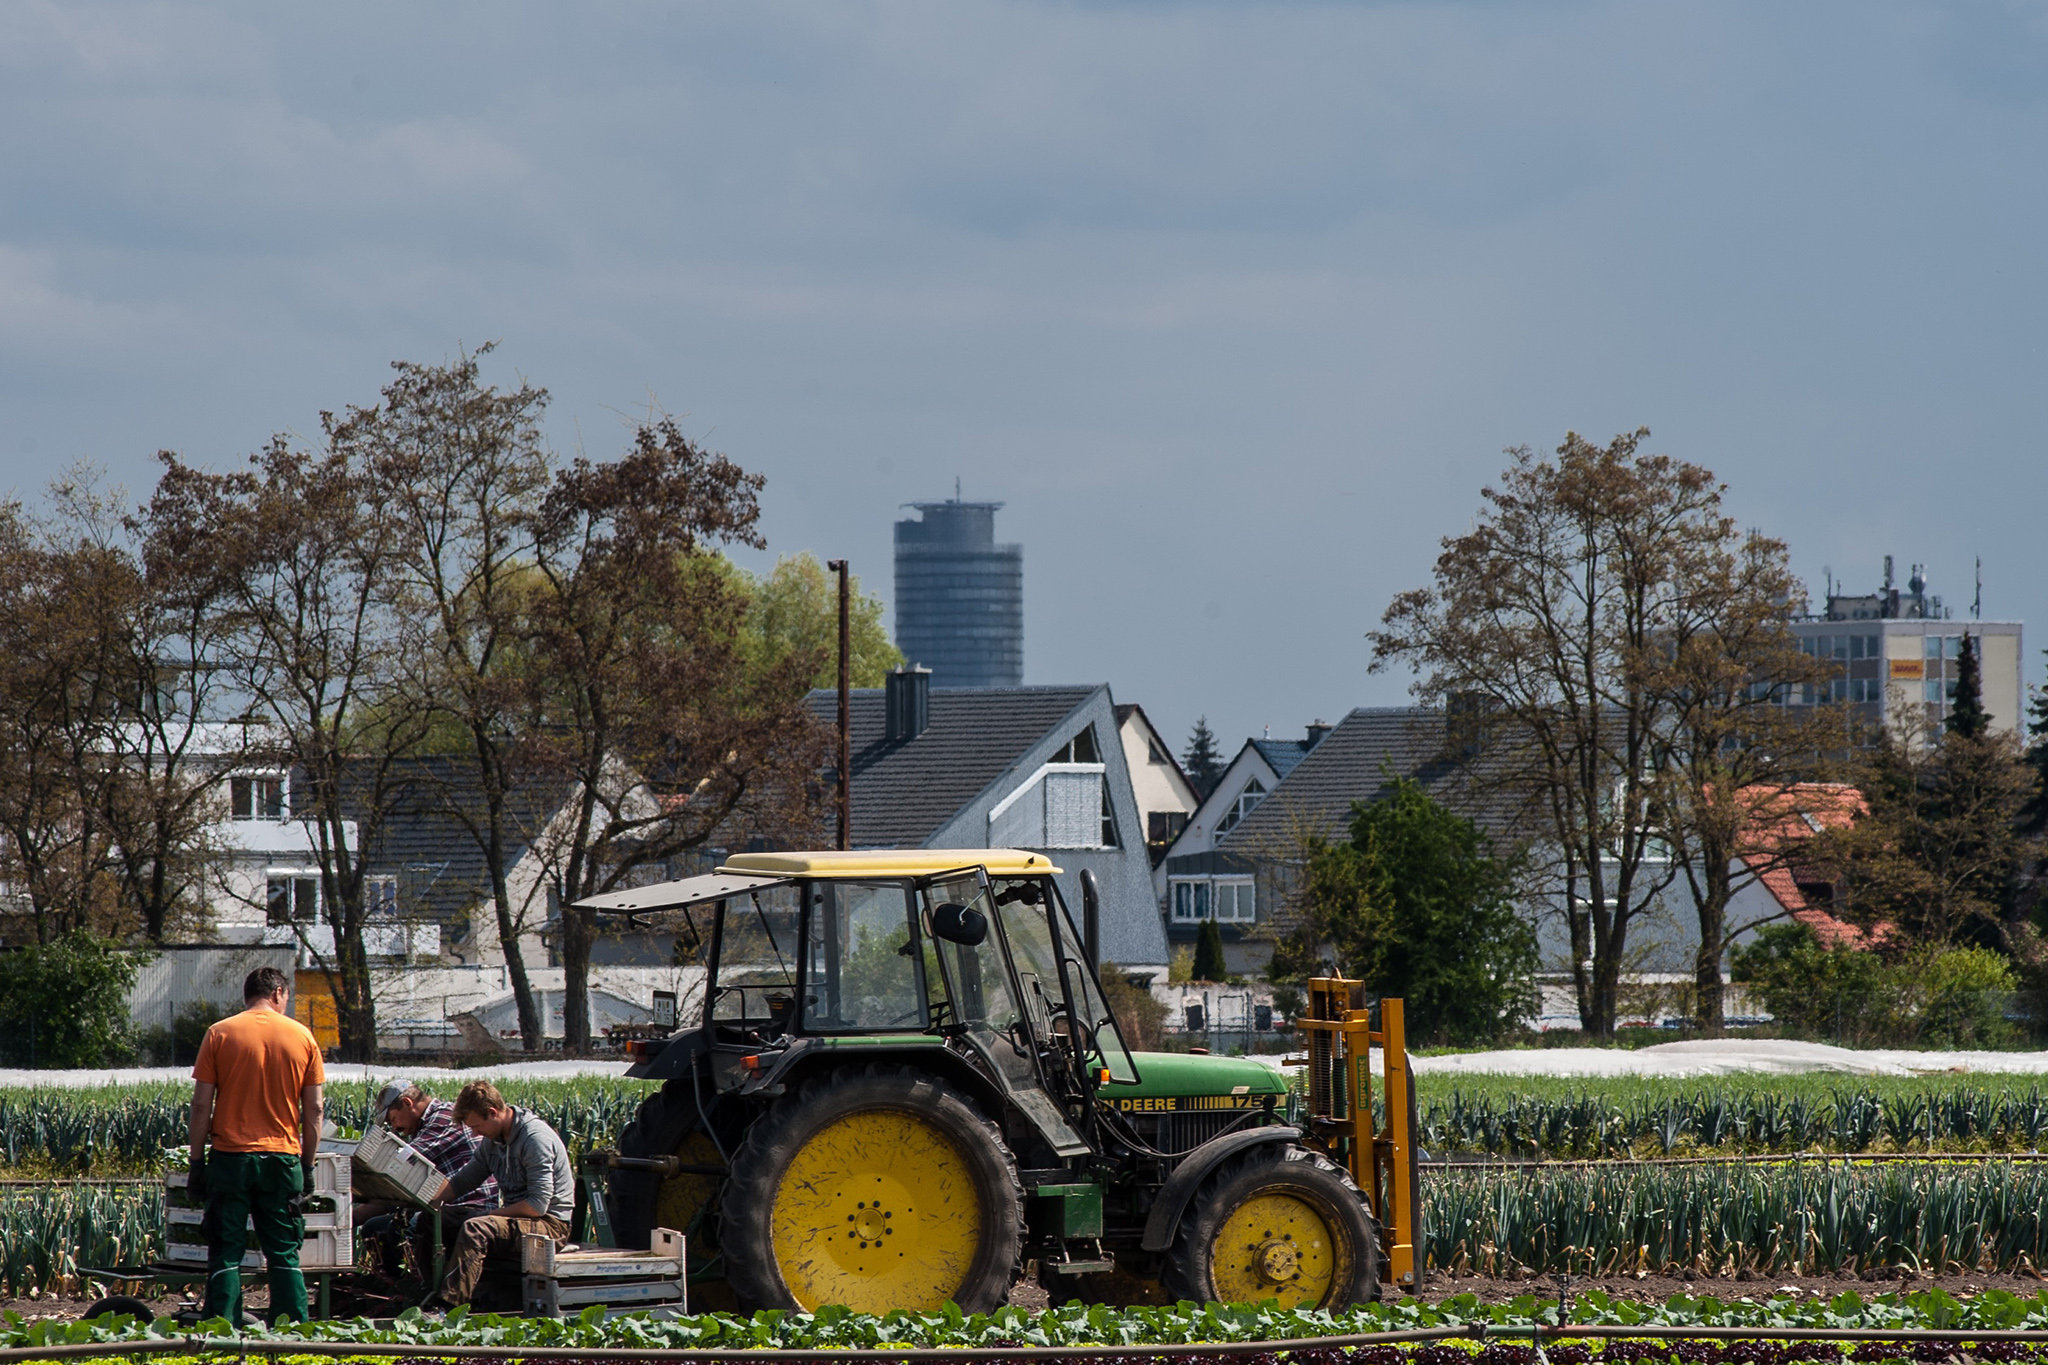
xmin=578 ymin=849 xmax=1417 ymax=1313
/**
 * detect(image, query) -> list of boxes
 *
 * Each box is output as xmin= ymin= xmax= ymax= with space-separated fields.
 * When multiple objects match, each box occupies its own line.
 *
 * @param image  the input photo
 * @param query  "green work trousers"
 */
xmin=201 ymin=1150 xmax=308 ymax=1326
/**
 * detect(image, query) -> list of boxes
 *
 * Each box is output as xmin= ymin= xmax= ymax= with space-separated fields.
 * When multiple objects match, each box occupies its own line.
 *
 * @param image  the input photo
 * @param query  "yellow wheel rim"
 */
xmin=768 ymin=1107 xmax=983 ymax=1312
xmin=1207 ymin=1191 xmax=1344 ymax=1307
xmin=654 ymin=1131 xmax=724 ymax=1259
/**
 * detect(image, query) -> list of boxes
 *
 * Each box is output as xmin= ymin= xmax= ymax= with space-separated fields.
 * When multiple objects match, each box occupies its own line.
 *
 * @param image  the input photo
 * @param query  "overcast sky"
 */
xmin=3 ymin=1 xmax=2044 ymax=756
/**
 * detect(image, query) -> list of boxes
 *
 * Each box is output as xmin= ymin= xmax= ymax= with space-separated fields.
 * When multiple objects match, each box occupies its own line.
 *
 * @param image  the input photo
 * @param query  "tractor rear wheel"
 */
xmin=613 ymin=1078 xmax=726 ymax=1252
xmin=1161 ymin=1147 xmax=1379 ymax=1309
xmin=722 ymin=1067 xmax=1023 ymax=1313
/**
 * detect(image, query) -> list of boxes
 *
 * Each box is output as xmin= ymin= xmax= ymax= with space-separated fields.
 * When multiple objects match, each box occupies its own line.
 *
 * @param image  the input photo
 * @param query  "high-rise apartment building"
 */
xmin=892 ymin=498 xmax=1023 ymax=687
xmin=1787 ymin=558 xmax=2024 ymax=743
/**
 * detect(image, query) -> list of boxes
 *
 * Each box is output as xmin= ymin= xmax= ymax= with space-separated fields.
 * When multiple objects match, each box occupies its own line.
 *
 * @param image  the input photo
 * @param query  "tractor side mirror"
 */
xmin=931 ymin=902 xmax=988 ymax=947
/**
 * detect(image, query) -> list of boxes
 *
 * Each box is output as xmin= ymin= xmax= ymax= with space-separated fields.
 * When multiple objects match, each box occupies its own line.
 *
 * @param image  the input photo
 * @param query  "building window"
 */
xmin=267 ymin=874 xmax=319 ymax=924
xmin=1100 ymin=783 xmax=1118 ymax=847
xmin=1148 ymin=811 xmax=1188 ymax=844
xmin=232 ymin=776 xmax=285 ymax=821
xmin=1051 ymin=726 xmax=1100 ymax=763
xmin=1215 ymin=880 xmax=1255 ymax=922
xmin=367 ymin=876 xmax=398 ymax=919
xmin=1925 ymin=635 xmax=1962 ymax=660
xmin=1173 ymin=878 xmax=1255 ymax=923
xmin=1215 ymin=778 xmax=1267 ymax=834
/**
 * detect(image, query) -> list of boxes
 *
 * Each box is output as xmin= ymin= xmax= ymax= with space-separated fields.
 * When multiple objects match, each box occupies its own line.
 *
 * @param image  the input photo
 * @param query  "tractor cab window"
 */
xmin=993 ymin=876 xmax=1140 ymax=1086
xmin=710 ymin=883 xmax=802 ymax=1037
xmin=802 ymin=880 xmax=927 ymax=1032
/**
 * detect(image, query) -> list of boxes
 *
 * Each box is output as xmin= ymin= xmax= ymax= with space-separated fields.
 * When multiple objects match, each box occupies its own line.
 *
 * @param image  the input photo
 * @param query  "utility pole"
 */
xmin=828 ymin=559 xmax=851 ymax=850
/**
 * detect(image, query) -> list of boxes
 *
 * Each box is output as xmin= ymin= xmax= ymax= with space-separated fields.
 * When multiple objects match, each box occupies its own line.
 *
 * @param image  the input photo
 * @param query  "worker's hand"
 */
xmin=286 ymin=1156 xmax=315 ymax=1216
xmin=187 ymin=1153 xmax=207 ymax=1203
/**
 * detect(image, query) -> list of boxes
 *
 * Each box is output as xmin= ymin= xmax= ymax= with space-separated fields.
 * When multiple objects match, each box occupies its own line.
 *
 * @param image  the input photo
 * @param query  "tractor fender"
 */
xmin=1140 ymin=1125 xmax=1301 ymax=1252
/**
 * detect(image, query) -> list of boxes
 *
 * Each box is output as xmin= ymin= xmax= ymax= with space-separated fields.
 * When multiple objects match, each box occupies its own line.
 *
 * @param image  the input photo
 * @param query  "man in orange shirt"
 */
xmin=189 ymin=966 xmax=326 ymax=1326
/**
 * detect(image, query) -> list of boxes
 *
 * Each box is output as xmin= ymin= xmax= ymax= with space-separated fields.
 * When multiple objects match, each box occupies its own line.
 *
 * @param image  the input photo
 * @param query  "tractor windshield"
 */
xmin=989 ymin=877 xmax=1139 ymax=1086
xmin=801 ymin=880 xmax=929 ymax=1032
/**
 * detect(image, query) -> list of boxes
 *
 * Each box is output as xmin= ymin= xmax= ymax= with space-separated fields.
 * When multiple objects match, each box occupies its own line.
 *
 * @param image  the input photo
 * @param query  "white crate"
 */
xmin=348 ymin=1127 xmax=447 ymax=1204
xmin=167 ymin=1150 xmax=349 ymax=1198
xmin=168 ymin=1204 xmax=349 ymax=1233
xmin=163 ymin=1226 xmax=353 ymax=1270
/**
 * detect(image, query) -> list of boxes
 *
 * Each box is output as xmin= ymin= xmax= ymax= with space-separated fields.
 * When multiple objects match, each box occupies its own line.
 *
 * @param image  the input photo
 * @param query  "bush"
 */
xmin=1733 ymin=923 xmax=2018 ymax=1047
xmin=0 ymin=932 xmax=143 ymax=1068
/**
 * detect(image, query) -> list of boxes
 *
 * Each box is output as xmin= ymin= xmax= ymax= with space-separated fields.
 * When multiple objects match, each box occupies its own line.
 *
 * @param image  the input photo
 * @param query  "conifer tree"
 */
xmin=1192 ymin=918 xmax=1228 ymax=982
xmin=1947 ymin=631 xmax=1989 ymax=739
xmin=2021 ymin=651 xmax=2048 ymax=836
xmin=1182 ymin=716 xmax=1225 ymax=800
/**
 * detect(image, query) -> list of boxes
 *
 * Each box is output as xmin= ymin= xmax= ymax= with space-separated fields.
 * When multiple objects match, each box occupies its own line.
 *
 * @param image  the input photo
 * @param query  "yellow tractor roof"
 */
xmin=719 ymin=848 xmax=1063 ymax=878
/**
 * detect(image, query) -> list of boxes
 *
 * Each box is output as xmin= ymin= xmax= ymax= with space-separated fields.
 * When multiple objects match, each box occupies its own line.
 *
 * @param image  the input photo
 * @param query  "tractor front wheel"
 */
xmin=722 ymin=1067 xmax=1024 ymax=1313
xmin=1162 ymin=1147 xmax=1379 ymax=1309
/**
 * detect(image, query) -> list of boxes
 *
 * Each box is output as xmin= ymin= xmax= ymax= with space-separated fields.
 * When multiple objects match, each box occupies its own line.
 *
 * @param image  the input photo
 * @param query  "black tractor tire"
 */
xmin=1161 ymin=1145 xmax=1380 ymax=1309
xmin=81 ymin=1295 xmax=154 ymax=1323
xmin=722 ymin=1066 xmax=1023 ymax=1314
xmin=611 ymin=1075 xmax=726 ymax=1253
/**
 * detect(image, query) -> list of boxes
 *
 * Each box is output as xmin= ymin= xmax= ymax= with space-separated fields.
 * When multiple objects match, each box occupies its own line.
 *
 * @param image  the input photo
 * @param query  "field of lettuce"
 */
xmin=15 ymin=1287 xmax=2048 ymax=1353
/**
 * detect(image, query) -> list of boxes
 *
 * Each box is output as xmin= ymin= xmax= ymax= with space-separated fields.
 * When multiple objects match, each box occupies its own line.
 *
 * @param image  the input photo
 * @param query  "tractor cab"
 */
xmin=582 ymin=850 xmax=1138 ymax=1151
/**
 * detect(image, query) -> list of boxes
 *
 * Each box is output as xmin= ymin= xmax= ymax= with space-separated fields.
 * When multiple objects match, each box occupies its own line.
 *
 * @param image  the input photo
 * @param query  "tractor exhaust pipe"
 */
xmin=1080 ymin=869 xmax=1101 ymax=968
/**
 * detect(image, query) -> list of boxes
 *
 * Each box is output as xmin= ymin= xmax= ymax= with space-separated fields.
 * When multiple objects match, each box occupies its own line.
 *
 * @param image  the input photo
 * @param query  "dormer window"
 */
xmin=1215 ymin=778 xmax=1266 ymax=834
xmin=1050 ymin=726 xmax=1100 ymax=763
xmin=232 ymin=775 xmax=285 ymax=821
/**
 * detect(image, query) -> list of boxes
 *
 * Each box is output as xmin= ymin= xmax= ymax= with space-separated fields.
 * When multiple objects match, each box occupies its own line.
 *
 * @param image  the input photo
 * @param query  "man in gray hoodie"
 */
xmin=430 ymin=1080 xmax=575 ymax=1307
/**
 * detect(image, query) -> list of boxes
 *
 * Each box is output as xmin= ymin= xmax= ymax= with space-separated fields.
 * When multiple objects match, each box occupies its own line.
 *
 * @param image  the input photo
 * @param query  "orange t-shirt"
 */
xmin=192 ymin=1007 xmax=326 ymax=1154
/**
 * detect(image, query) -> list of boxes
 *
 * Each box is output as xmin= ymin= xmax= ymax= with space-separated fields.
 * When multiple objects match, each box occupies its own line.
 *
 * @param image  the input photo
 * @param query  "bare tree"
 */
xmin=523 ymin=419 xmax=828 ymax=1053
xmin=151 ymin=440 xmax=428 ymax=1061
xmin=1638 ymin=527 xmax=1844 ymax=1030
xmin=339 ymin=349 xmax=555 ymax=1051
xmin=1372 ymin=430 xmax=1718 ymax=1035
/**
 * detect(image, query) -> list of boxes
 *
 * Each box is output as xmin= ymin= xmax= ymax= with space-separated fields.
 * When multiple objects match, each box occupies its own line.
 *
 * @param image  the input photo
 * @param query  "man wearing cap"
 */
xmin=188 ymin=966 xmax=325 ymax=1326
xmin=356 ymin=1083 xmax=497 ymax=1276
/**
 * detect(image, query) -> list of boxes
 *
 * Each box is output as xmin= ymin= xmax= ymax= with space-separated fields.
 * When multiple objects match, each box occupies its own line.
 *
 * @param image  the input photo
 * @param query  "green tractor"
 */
xmin=579 ymin=849 xmax=1418 ymax=1313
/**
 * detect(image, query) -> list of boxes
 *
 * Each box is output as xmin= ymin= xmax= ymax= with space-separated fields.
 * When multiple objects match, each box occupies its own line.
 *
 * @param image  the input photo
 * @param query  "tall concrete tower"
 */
xmin=893 ymin=498 xmax=1023 ymax=687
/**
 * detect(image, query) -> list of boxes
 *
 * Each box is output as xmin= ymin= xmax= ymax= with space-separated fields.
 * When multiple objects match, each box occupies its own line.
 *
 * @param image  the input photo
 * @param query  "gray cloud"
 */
xmin=0 ymin=0 xmax=2042 ymax=755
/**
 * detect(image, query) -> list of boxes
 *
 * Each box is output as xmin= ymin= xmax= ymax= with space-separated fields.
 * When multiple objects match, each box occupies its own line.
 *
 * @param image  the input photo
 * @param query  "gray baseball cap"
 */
xmin=372 ymin=1080 xmax=411 ymax=1122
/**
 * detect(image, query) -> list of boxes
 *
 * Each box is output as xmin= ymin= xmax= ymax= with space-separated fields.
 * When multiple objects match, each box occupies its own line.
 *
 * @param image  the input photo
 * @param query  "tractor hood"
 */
xmin=1107 ymin=1051 xmax=1289 ymax=1110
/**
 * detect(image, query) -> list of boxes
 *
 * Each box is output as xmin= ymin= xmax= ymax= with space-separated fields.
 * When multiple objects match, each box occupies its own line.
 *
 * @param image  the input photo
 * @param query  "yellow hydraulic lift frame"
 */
xmin=1294 ymin=979 xmax=1418 ymax=1290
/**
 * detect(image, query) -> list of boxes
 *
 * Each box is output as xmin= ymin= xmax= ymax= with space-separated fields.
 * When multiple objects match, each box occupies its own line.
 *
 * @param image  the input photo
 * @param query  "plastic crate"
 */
xmin=168 ymin=1204 xmax=349 ymax=1233
xmin=163 ymin=1226 xmax=353 ymax=1270
xmin=349 ymin=1126 xmax=448 ymax=1204
xmin=168 ymin=1150 xmax=349 ymax=1198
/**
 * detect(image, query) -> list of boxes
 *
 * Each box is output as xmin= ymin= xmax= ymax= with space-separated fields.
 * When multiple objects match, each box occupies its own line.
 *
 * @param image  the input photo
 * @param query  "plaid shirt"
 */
xmin=410 ymin=1098 xmax=497 ymax=1209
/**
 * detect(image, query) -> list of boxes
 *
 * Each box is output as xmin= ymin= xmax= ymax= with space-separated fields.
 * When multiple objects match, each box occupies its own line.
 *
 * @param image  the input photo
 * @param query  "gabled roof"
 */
xmin=341 ymin=757 xmax=575 ymax=925
xmin=1250 ymin=738 xmax=1311 ymax=781
xmin=805 ymin=686 xmax=1099 ymax=847
xmin=1218 ymin=707 xmax=1503 ymax=852
xmin=1735 ymin=782 xmax=1876 ymax=949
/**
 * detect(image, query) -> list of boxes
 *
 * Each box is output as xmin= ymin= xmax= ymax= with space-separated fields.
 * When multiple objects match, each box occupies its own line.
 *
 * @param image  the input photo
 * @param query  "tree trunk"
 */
xmin=562 ymin=904 xmax=593 ymax=1054
xmin=1692 ymin=878 xmax=1729 ymax=1035
xmin=333 ymin=924 xmax=377 ymax=1062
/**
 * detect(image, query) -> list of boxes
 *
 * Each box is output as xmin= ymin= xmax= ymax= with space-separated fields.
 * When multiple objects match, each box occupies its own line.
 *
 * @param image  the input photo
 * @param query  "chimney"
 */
xmin=1446 ymin=691 xmax=1494 ymax=757
xmin=1304 ymin=719 xmax=1332 ymax=750
xmin=885 ymin=665 xmax=931 ymax=744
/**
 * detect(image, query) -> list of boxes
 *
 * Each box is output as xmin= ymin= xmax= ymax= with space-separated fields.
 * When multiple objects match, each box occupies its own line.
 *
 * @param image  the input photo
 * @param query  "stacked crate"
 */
xmin=164 ymin=1150 xmax=353 ymax=1270
xmin=520 ymin=1227 xmax=686 ymax=1316
xmin=348 ymin=1125 xmax=448 ymax=1205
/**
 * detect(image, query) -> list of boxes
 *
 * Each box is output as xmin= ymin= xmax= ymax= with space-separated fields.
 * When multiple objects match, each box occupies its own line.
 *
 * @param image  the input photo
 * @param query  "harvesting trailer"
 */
xmin=576 ymin=849 xmax=1419 ymax=1312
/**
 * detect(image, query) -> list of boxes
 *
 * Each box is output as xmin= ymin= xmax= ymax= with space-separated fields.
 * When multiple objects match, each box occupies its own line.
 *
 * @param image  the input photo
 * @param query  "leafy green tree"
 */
xmin=1182 ymin=717 xmax=1225 ymax=800
xmin=735 ymin=554 xmax=900 ymax=690
xmin=1192 ymin=919 xmax=1227 ymax=982
xmin=0 ymin=931 xmax=140 ymax=1067
xmin=1298 ymin=777 xmax=1535 ymax=1046
xmin=1947 ymin=631 xmax=1989 ymax=739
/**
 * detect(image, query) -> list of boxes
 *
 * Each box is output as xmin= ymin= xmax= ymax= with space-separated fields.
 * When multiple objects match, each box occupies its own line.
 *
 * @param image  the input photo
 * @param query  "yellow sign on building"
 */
xmin=1889 ymin=658 xmax=1925 ymax=681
